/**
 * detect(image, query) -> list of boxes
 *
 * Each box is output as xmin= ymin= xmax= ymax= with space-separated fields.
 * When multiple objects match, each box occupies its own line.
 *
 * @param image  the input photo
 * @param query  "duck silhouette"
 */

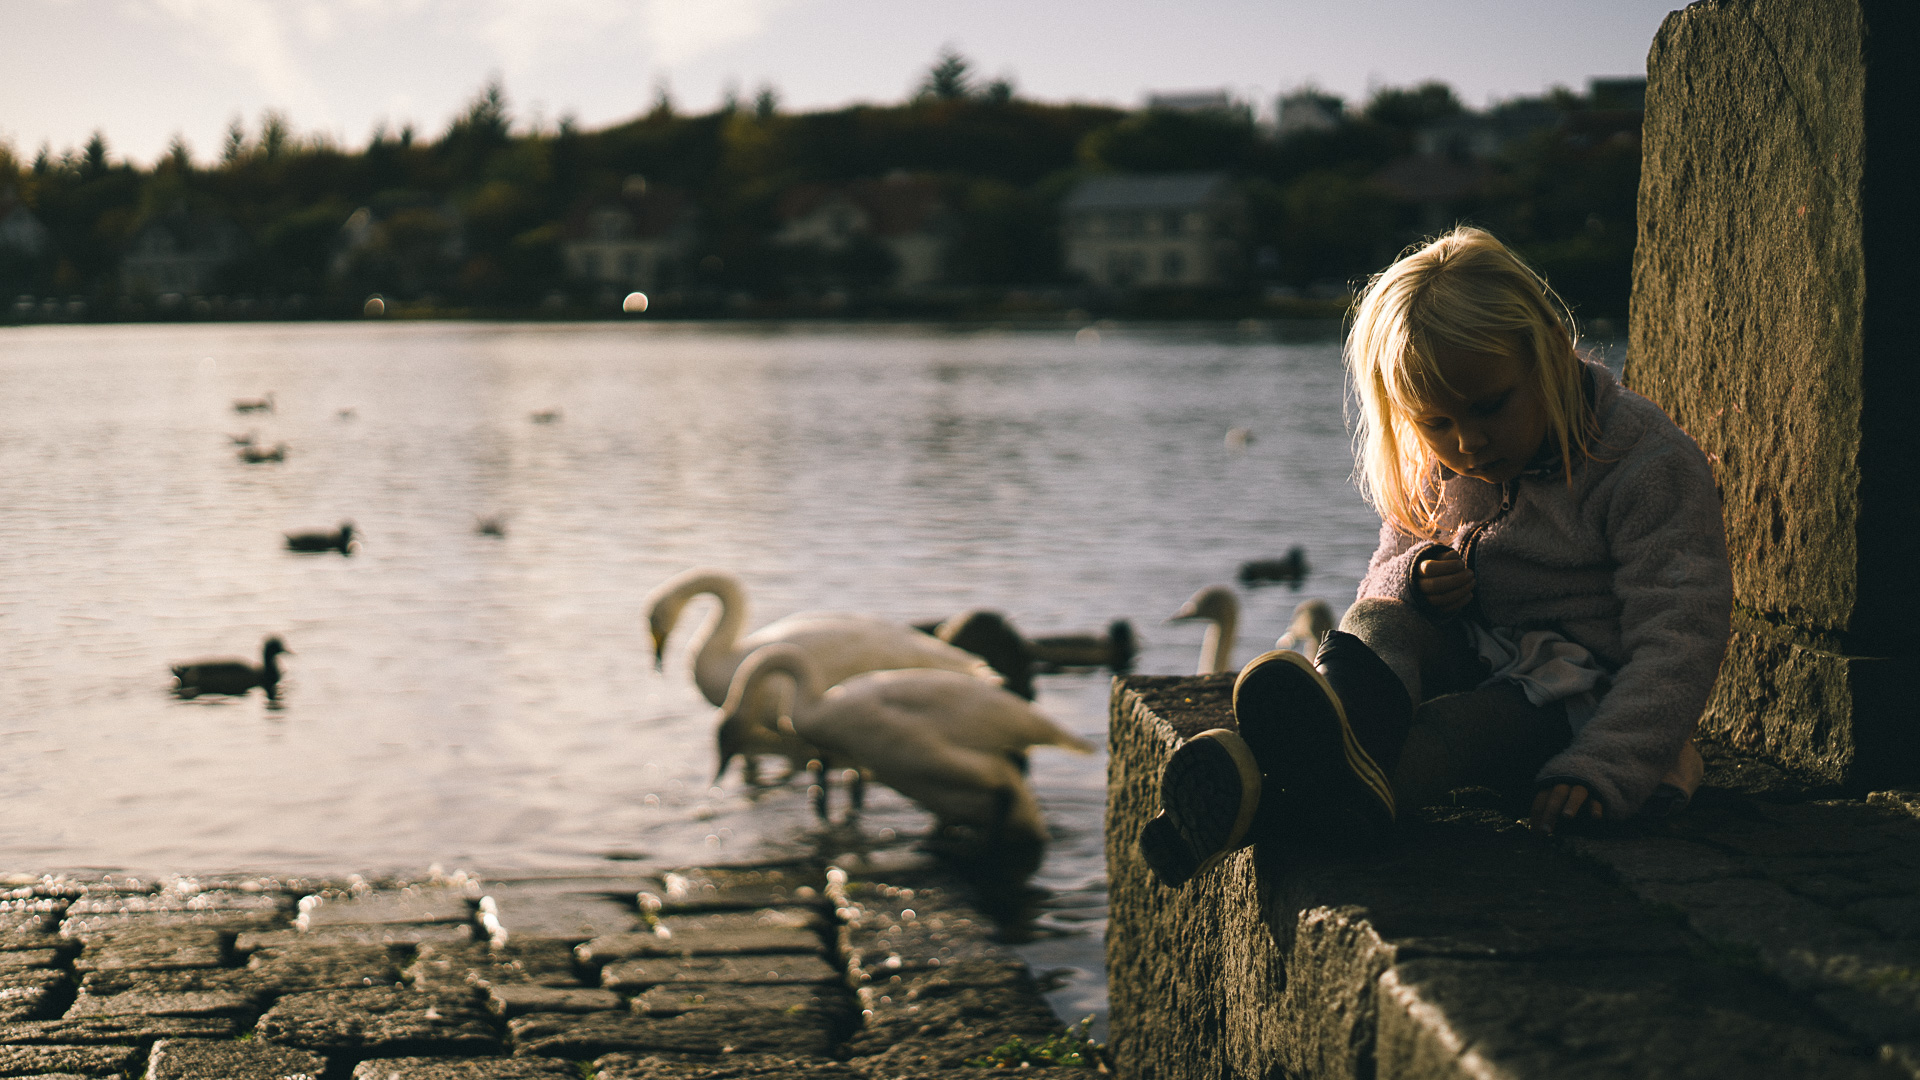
xmin=238 ymin=443 xmax=287 ymax=464
xmin=285 ymin=522 xmax=355 ymax=555
xmin=233 ymin=393 xmax=274 ymax=414
xmin=171 ymin=637 xmax=290 ymax=700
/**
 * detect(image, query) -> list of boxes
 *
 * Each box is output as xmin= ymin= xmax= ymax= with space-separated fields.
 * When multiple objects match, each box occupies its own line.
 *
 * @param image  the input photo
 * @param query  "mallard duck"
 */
xmin=285 ymin=522 xmax=354 ymax=555
xmin=171 ymin=637 xmax=290 ymax=700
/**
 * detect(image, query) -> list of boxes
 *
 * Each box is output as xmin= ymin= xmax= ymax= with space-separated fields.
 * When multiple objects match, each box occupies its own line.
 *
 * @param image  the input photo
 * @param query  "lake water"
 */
xmin=0 ymin=318 xmax=1405 ymax=1034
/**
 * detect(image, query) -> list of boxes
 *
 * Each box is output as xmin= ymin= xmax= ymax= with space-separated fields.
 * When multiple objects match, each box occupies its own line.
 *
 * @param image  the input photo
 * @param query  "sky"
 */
xmin=2 ymin=0 xmax=1684 ymax=166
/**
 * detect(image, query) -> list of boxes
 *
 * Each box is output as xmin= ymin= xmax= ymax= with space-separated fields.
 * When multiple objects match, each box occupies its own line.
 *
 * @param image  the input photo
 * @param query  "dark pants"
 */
xmin=1339 ymin=598 xmax=1571 ymax=812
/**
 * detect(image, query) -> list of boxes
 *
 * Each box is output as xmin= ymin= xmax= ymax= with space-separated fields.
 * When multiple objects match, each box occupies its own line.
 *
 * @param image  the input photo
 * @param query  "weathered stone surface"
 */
xmin=842 ymin=983 xmax=1061 ymax=1067
xmin=594 ymin=1053 xmax=863 ymax=1079
xmin=852 ymin=959 xmax=1036 ymax=1012
xmin=0 ymin=1016 xmax=237 ymax=1044
xmin=1628 ymin=0 xmax=1920 ymax=786
xmin=1105 ymin=676 xmax=1909 ymax=1080
xmin=486 ymin=985 xmax=621 ymax=1018
xmin=509 ymin=1008 xmax=835 ymax=1059
xmin=580 ymin=925 xmax=821 ymax=964
xmin=629 ymin=980 xmax=848 ymax=1014
xmin=70 ymin=931 xmax=225 ymax=974
xmin=242 ymin=941 xmax=403 ymax=992
xmin=240 ymin=924 xmax=474 ymax=949
xmin=65 ymin=990 xmax=256 ymax=1022
xmin=0 ymin=973 xmax=69 ymax=1023
xmin=653 ymin=910 xmax=823 ymax=938
xmin=406 ymin=940 xmax=582 ymax=992
xmin=600 ymin=955 xmax=839 ymax=992
xmin=349 ymin=1057 xmax=575 ymax=1079
xmin=255 ymin=987 xmax=499 ymax=1056
xmin=0 ymin=1043 xmax=136 ymax=1077
xmin=0 ymin=954 xmax=62 ymax=976
xmin=297 ymin=889 xmax=475 ymax=930
xmin=77 ymin=968 xmax=265 ymax=997
xmin=61 ymin=892 xmax=288 ymax=938
xmin=643 ymin=868 xmax=826 ymax=916
xmin=1377 ymin=957 xmax=1904 ymax=1079
xmin=478 ymin=882 xmax=643 ymax=941
xmin=144 ymin=1037 xmax=327 ymax=1080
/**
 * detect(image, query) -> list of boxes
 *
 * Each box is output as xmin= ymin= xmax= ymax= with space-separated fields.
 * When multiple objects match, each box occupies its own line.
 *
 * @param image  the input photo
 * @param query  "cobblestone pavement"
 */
xmin=0 ymin=857 xmax=1092 ymax=1079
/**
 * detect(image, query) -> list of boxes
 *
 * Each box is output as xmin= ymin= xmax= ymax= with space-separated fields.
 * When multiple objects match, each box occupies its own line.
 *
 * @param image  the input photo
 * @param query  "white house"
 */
xmin=561 ymin=182 xmax=696 ymax=294
xmin=1276 ymin=90 xmax=1343 ymax=135
xmin=774 ymin=174 xmax=950 ymax=292
xmin=1060 ymin=173 xmax=1244 ymax=289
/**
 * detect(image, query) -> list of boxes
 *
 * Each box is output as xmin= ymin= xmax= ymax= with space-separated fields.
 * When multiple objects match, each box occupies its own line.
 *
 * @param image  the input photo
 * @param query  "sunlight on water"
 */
xmin=0 ymin=318 xmax=1393 ymax=1035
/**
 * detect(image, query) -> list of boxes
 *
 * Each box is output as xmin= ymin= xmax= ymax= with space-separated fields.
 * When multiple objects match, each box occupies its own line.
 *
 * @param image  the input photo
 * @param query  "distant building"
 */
xmin=1414 ymin=101 xmax=1562 ymax=161
xmin=1276 ymin=90 xmax=1343 ymax=135
xmin=121 ymin=206 xmax=246 ymax=296
xmin=561 ymin=182 xmax=696 ymax=294
xmin=774 ymin=174 xmax=951 ymax=292
xmin=0 ymin=194 xmax=51 ymax=261
xmin=1147 ymin=90 xmax=1235 ymax=114
xmin=1061 ymin=172 xmax=1244 ymax=289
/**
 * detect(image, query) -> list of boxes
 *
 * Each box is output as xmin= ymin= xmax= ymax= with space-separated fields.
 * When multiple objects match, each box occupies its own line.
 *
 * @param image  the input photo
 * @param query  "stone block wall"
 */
xmin=1627 ymin=0 xmax=1920 ymax=786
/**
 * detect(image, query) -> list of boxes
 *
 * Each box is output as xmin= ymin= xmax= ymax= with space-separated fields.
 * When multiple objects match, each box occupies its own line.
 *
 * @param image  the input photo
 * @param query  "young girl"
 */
xmin=1140 ymin=227 xmax=1732 ymax=888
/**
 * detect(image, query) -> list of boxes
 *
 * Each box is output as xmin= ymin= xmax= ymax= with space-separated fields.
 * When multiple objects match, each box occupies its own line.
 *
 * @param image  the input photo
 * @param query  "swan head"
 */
xmin=1170 ymin=584 xmax=1238 ymax=625
xmin=714 ymin=643 xmax=818 ymax=780
xmin=644 ymin=568 xmax=740 ymax=669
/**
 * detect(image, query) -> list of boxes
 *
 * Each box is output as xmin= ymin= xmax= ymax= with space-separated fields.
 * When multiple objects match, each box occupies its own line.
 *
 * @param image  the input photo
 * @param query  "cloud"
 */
xmin=129 ymin=0 xmax=332 ymax=119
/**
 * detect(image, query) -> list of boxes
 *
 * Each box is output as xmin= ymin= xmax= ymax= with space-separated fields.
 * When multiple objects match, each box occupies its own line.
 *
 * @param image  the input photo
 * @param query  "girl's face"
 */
xmin=1406 ymin=348 xmax=1549 ymax=485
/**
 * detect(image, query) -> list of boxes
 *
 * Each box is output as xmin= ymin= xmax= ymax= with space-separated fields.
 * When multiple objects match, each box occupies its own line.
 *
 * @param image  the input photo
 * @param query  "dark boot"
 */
xmin=1313 ymin=630 xmax=1414 ymax=776
xmin=1232 ymin=646 xmax=1398 ymax=848
xmin=1137 ymin=727 xmax=1263 ymax=889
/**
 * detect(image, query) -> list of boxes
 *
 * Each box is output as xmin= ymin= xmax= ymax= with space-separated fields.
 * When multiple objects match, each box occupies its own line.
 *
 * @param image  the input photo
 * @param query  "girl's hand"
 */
xmin=1531 ymin=783 xmax=1603 ymax=835
xmin=1416 ymin=548 xmax=1475 ymax=613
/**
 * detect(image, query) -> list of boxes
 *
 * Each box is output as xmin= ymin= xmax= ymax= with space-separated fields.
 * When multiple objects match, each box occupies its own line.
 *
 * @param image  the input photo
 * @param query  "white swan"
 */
xmin=1169 ymin=585 xmax=1239 ymax=675
xmin=720 ymin=643 xmax=1090 ymax=838
xmin=647 ymin=569 xmax=997 ymax=709
xmin=1274 ymin=598 xmax=1336 ymax=662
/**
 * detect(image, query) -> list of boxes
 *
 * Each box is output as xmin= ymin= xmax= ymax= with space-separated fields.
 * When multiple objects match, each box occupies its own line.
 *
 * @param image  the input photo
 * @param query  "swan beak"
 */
xmin=650 ymin=633 xmax=665 ymax=671
xmin=1167 ymin=602 xmax=1201 ymax=623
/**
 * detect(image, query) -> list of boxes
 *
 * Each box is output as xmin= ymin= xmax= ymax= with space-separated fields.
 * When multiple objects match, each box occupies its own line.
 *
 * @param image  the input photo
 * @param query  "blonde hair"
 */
xmin=1346 ymin=226 xmax=1595 ymax=539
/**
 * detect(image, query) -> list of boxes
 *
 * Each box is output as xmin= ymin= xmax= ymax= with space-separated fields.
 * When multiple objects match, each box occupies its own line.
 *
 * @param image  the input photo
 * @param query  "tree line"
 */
xmin=0 ymin=52 xmax=1643 ymax=319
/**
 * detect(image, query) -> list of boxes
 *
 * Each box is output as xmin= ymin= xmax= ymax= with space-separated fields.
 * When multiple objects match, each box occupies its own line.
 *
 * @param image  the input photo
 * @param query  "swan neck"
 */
xmin=1200 ymin=609 xmax=1237 ymax=675
xmin=686 ymin=575 xmax=748 ymax=684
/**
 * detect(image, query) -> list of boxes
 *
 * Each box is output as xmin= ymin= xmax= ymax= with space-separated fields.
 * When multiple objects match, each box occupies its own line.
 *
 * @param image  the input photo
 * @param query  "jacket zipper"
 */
xmin=1455 ymin=479 xmax=1518 ymax=622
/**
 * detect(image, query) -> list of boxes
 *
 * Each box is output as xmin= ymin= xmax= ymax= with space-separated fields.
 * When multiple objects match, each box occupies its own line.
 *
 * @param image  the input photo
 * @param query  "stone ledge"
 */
xmin=1105 ymin=674 xmax=1920 ymax=1080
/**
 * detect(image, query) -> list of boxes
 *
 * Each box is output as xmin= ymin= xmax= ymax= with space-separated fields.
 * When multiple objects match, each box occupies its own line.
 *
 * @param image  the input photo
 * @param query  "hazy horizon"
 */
xmin=4 ymin=0 xmax=1678 ymax=167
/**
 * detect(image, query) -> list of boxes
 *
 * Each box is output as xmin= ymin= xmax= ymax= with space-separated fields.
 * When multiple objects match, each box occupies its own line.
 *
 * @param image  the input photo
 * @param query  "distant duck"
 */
xmin=171 ymin=637 xmax=290 ymax=700
xmin=285 ymin=521 xmax=355 ymax=555
xmin=474 ymin=514 xmax=508 ymax=538
xmin=233 ymin=393 xmax=275 ymax=414
xmin=530 ymin=409 xmax=563 ymax=424
xmin=919 ymin=610 xmax=1034 ymax=700
xmin=1170 ymin=585 xmax=1239 ymax=675
xmin=1274 ymin=598 xmax=1336 ymax=662
xmin=723 ymin=643 xmax=1088 ymax=835
xmin=1238 ymin=546 xmax=1309 ymax=587
xmin=228 ymin=431 xmax=258 ymax=446
xmin=1028 ymin=620 xmax=1138 ymax=674
xmin=336 ymin=408 xmax=356 ymax=421
xmin=238 ymin=443 xmax=287 ymax=464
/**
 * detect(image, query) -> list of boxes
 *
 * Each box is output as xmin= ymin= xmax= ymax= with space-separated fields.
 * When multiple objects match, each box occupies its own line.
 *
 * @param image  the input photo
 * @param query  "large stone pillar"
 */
xmin=1628 ymin=0 xmax=1920 ymax=787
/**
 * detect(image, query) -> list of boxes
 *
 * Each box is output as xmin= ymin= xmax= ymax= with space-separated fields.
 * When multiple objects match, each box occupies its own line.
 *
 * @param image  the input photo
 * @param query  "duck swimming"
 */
xmin=285 ymin=521 xmax=355 ymax=555
xmin=171 ymin=637 xmax=290 ymax=700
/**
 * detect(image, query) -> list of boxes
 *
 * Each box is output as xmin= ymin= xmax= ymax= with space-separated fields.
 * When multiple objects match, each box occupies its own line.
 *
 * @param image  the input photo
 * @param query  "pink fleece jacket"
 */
xmin=1356 ymin=359 xmax=1733 ymax=817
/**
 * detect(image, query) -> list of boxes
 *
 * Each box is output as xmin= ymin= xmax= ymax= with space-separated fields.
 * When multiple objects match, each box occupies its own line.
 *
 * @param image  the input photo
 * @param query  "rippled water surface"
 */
xmin=0 ymin=319 xmax=1394 ymax=1032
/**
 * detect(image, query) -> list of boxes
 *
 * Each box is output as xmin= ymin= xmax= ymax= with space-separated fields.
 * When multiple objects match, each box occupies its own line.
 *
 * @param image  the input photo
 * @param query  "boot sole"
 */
xmin=1232 ymin=649 xmax=1395 ymax=835
xmin=1138 ymin=728 xmax=1262 ymax=888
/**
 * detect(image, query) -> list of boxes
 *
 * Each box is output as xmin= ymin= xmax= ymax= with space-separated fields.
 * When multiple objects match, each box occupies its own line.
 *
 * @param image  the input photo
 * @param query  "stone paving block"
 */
xmin=477 ymin=883 xmax=642 ymax=942
xmin=144 ymin=1037 xmax=327 ymax=1079
xmin=842 ymin=984 xmax=1062 ymax=1066
xmin=853 ymin=959 xmax=1036 ymax=1007
xmin=0 ymin=954 xmax=62 ymax=976
xmin=594 ymin=1053 xmax=864 ymax=1079
xmin=240 ymin=924 xmax=475 ymax=949
xmin=840 ymin=917 xmax=1015 ymax=983
xmin=628 ymin=983 xmax=846 ymax=1020
xmin=298 ymin=890 xmax=475 ymax=930
xmin=65 ymin=990 xmax=257 ymax=1022
xmin=256 ymin=987 xmax=499 ymax=1056
xmin=71 ymin=931 xmax=226 ymax=974
xmin=243 ymin=942 xmax=404 ymax=992
xmin=350 ymin=1057 xmax=576 ymax=1079
xmin=654 ymin=910 xmax=824 ymax=938
xmin=78 ymin=968 xmax=267 ymax=998
xmin=509 ymin=1007 xmax=835 ymax=1058
xmin=406 ymin=941 xmax=584 ymax=992
xmin=579 ymin=925 xmax=821 ymax=964
xmin=600 ymin=954 xmax=839 ymax=992
xmin=1377 ymin=956 xmax=1905 ymax=1080
xmin=643 ymin=869 xmax=826 ymax=916
xmin=486 ymin=985 xmax=622 ymax=1018
xmin=848 ymin=1069 xmax=1091 ymax=1080
xmin=0 ymin=972 xmax=70 ymax=1023
xmin=0 ymin=1016 xmax=238 ymax=1044
xmin=0 ymin=1043 xmax=137 ymax=1077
